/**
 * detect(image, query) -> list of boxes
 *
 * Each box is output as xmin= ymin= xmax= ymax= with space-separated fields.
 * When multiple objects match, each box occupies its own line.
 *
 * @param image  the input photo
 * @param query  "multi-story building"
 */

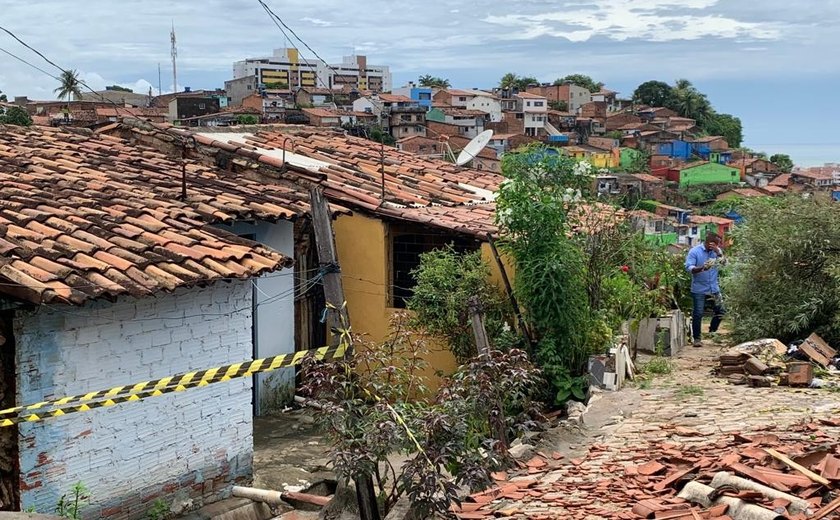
xmin=232 ymin=48 xmax=391 ymax=93
xmin=432 ymin=89 xmax=502 ymax=122
xmin=525 ymin=83 xmax=591 ymax=113
xmin=391 ymin=82 xmax=433 ymax=110
xmin=515 ymin=92 xmax=548 ymax=137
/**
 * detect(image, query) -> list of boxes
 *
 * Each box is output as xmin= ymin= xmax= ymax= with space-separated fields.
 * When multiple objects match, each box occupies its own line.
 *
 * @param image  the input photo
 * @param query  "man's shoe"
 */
xmin=693 ymin=339 xmax=703 ymax=348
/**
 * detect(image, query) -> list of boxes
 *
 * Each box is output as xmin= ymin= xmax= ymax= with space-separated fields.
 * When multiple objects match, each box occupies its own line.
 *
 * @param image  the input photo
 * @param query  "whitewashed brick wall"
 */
xmin=14 ymin=281 xmax=254 ymax=519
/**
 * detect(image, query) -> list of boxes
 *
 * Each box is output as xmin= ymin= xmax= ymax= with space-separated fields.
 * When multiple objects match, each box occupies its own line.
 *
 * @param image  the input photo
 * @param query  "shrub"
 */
xmin=407 ymin=247 xmax=508 ymax=362
xmin=725 ymin=196 xmax=840 ymax=344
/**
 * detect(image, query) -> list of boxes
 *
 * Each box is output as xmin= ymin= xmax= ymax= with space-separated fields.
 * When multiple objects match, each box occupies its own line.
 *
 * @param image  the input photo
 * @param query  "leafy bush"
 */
xmin=300 ymin=314 xmax=543 ymax=517
xmin=236 ymin=114 xmax=259 ymax=125
xmin=0 ymin=106 xmax=33 ymax=126
xmin=496 ymin=147 xmax=596 ymax=403
xmin=407 ymin=247 xmax=508 ymax=362
xmin=725 ymin=196 xmax=840 ymax=344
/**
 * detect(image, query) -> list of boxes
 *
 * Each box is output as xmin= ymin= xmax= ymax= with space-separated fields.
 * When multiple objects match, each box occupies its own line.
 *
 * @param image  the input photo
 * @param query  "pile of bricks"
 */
xmin=717 ymin=334 xmax=837 ymax=389
xmin=452 ymin=420 xmax=840 ymax=519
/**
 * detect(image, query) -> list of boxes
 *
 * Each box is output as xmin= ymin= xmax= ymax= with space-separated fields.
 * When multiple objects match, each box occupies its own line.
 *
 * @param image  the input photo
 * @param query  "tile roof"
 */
xmin=725 ymin=187 xmax=765 ymax=197
xmin=630 ymin=173 xmax=664 ymax=183
xmin=690 ymin=215 xmax=734 ymax=225
xmin=769 ymin=173 xmax=791 ymax=187
xmin=0 ymin=124 xmax=294 ymax=305
xmin=301 ymin=108 xmax=341 ymax=118
xmin=759 ymin=185 xmax=785 ymax=194
xmin=515 ymin=92 xmax=547 ymax=99
xmin=376 ymin=94 xmax=413 ymax=103
xmin=95 ymin=107 xmax=168 ymax=119
xmin=446 ymin=89 xmax=497 ymax=98
xmin=690 ymin=135 xmax=726 ymax=143
xmin=439 ymin=107 xmax=488 ymax=117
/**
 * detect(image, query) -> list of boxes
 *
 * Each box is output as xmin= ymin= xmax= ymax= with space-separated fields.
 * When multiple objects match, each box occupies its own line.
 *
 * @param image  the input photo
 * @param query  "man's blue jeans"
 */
xmin=692 ymin=292 xmax=725 ymax=340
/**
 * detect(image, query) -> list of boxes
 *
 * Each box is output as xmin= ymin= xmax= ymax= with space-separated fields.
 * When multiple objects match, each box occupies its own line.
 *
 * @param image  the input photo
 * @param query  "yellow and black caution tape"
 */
xmin=0 ymin=343 xmax=347 ymax=427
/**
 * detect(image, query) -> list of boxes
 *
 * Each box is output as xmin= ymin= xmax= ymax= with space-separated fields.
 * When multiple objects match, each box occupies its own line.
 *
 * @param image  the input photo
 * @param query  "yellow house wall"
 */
xmin=333 ymin=213 xmax=462 ymax=393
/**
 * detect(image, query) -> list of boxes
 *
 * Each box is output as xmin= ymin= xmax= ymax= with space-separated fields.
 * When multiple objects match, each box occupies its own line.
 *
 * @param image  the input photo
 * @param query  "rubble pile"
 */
xmin=717 ymin=335 xmax=838 ymax=389
xmin=452 ymin=421 xmax=840 ymax=519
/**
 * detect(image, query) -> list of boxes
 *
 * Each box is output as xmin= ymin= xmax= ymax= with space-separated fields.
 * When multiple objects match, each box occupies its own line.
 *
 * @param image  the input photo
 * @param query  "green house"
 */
xmin=674 ymin=162 xmax=740 ymax=187
xmin=619 ymin=147 xmax=642 ymax=169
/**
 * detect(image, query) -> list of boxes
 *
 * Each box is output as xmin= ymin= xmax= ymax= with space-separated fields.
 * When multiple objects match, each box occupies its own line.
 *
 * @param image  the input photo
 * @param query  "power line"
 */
xmin=256 ymin=0 xmax=342 ymax=104
xmin=0 ymin=46 xmax=58 ymax=80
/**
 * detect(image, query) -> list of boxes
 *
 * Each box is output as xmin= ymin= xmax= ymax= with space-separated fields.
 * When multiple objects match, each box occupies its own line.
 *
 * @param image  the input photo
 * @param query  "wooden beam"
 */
xmin=764 ymin=448 xmax=831 ymax=487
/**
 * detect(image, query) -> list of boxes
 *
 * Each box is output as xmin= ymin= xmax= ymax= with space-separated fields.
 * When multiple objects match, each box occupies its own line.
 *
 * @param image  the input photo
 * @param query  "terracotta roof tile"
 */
xmin=0 ymin=124 xmax=295 ymax=305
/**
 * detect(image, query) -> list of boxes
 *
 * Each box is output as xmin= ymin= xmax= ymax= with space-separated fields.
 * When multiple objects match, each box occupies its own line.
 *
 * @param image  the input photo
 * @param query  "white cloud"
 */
xmin=301 ymin=17 xmax=335 ymax=27
xmin=482 ymin=0 xmax=781 ymax=42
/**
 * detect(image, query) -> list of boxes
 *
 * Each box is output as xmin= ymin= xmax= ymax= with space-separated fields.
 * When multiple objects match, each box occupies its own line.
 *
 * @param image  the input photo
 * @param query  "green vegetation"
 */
xmin=300 ymin=316 xmax=543 ymax=517
xmin=418 ymin=74 xmax=450 ymax=88
xmin=408 ymin=247 xmax=510 ymax=362
xmin=499 ymin=72 xmax=539 ymax=91
xmin=54 ymin=69 xmax=83 ymax=102
xmin=236 ymin=114 xmax=259 ymax=125
xmin=105 ymin=84 xmax=133 ymax=92
xmin=56 ymin=481 xmax=89 ymax=519
xmin=640 ymin=356 xmax=673 ymax=375
xmin=0 ymin=90 xmax=7 ymax=102
xmin=770 ymin=153 xmax=794 ymax=173
xmin=147 ymin=499 xmax=170 ymax=520
xmin=0 ymin=106 xmax=32 ymax=126
xmin=548 ymin=100 xmax=568 ymax=112
xmin=631 ymin=79 xmax=743 ymax=148
xmin=675 ymin=385 xmax=704 ymax=398
xmin=554 ymin=74 xmax=604 ymax=93
xmin=725 ymin=196 xmax=840 ymax=345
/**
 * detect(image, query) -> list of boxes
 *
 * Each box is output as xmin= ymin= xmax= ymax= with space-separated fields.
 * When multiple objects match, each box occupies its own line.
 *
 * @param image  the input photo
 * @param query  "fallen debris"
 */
xmin=454 ymin=420 xmax=840 ymax=519
xmin=717 ymin=333 xmax=839 ymax=391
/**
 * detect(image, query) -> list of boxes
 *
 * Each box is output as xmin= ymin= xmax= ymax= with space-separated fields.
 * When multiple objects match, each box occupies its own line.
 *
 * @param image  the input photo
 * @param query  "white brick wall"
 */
xmin=14 ymin=281 xmax=254 ymax=518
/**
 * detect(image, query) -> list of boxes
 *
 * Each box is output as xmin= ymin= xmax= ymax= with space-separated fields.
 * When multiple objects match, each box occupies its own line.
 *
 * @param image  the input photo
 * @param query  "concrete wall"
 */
xmin=218 ymin=220 xmax=295 ymax=414
xmin=466 ymin=96 xmax=502 ymax=122
xmin=15 ymin=282 xmax=254 ymax=519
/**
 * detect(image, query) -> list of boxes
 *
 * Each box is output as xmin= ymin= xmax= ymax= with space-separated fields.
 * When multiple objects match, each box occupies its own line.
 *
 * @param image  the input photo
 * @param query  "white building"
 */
xmin=515 ymin=92 xmax=548 ymax=137
xmin=233 ymin=48 xmax=391 ymax=92
xmin=433 ymin=89 xmax=502 ymax=122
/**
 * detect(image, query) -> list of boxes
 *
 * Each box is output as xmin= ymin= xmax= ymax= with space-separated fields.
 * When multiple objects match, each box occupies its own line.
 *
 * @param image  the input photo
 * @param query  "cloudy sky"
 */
xmin=1 ymin=0 xmax=838 ymax=164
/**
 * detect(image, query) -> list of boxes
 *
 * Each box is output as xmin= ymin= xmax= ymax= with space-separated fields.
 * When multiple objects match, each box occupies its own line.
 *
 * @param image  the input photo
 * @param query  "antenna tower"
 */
xmin=170 ymin=23 xmax=178 ymax=93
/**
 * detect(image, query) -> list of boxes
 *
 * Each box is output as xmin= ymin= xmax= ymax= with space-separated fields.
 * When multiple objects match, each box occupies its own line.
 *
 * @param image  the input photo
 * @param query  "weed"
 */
xmin=147 ymin=499 xmax=170 ymax=520
xmin=634 ymin=376 xmax=652 ymax=390
xmin=56 ymin=481 xmax=89 ymax=520
xmin=675 ymin=385 xmax=704 ymax=398
xmin=641 ymin=356 xmax=673 ymax=375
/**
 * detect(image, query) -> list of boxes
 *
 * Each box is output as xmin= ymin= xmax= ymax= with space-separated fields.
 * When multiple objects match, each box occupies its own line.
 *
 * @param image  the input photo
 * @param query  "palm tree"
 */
xmin=499 ymin=72 xmax=520 ymax=90
xmin=54 ymin=69 xmax=83 ymax=122
xmin=54 ymin=69 xmax=83 ymax=102
xmin=418 ymin=74 xmax=451 ymax=88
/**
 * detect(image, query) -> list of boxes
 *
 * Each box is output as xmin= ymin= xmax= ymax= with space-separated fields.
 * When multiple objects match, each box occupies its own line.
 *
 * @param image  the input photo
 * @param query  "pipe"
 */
xmin=232 ymin=486 xmax=285 ymax=506
xmin=709 ymin=472 xmax=812 ymax=516
xmin=677 ymin=481 xmax=785 ymax=520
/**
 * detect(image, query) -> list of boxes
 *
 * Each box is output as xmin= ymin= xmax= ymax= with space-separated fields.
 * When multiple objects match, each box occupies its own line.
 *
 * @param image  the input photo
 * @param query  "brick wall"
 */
xmin=14 ymin=281 xmax=254 ymax=519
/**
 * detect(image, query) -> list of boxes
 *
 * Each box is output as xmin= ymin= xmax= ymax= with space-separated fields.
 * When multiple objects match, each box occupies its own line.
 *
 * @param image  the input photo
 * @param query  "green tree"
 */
xmin=496 ymin=147 xmax=595 ymax=403
xmin=726 ymin=196 xmax=840 ymax=345
xmin=548 ymin=100 xmax=568 ymax=112
xmin=407 ymin=247 xmax=508 ymax=362
xmin=236 ymin=114 xmax=259 ymax=125
xmin=499 ymin=73 xmax=538 ymax=91
xmin=0 ymin=106 xmax=33 ymax=126
xmin=105 ymin=85 xmax=133 ymax=92
xmin=554 ymin=74 xmax=603 ymax=93
xmin=670 ymin=80 xmax=712 ymax=121
xmin=54 ymin=69 xmax=83 ymax=102
xmin=0 ymin=90 xmax=6 ymax=102
xmin=417 ymin=74 xmax=450 ymax=88
xmin=702 ymin=113 xmax=743 ymax=148
xmin=632 ymin=80 xmax=674 ymax=107
xmin=769 ymin=153 xmax=794 ymax=173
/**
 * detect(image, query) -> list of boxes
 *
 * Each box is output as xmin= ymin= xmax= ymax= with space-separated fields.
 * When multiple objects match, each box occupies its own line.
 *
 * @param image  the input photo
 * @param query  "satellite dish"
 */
xmin=456 ymin=130 xmax=494 ymax=166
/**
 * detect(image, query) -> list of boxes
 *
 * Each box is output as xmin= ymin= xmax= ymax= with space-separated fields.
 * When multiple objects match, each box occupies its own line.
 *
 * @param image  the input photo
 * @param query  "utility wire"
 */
xmin=0 ymin=46 xmax=58 ymax=80
xmin=256 ymin=0 xmax=346 ymax=105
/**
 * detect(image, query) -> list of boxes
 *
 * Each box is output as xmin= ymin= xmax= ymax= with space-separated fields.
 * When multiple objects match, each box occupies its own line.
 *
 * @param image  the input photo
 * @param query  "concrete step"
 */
xmin=179 ymin=497 xmax=275 ymax=520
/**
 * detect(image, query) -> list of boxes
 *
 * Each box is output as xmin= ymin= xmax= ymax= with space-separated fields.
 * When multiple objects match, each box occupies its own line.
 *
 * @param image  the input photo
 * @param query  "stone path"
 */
xmin=455 ymin=340 xmax=840 ymax=519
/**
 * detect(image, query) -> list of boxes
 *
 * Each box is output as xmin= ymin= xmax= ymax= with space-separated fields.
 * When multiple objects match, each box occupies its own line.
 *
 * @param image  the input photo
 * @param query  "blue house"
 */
xmin=657 ymin=139 xmax=691 ymax=160
xmin=392 ymin=84 xmax=433 ymax=110
xmin=689 ymin=141 xmax=711 ymax=159
xmin=832 ymin=190 xmax=840 ymax=202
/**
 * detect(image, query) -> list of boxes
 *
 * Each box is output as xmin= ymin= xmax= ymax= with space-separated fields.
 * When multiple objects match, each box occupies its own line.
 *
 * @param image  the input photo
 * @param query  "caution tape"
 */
xmin=0 ymin=343 xmax=347 ymax=426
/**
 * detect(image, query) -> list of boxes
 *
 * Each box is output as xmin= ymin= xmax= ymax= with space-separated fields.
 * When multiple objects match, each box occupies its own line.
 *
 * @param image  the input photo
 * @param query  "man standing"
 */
xmin=685 ymin=232 xmax=726 ymax=347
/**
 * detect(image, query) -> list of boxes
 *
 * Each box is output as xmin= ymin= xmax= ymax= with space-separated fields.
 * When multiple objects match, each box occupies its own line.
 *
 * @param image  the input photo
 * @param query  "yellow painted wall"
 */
xmin=333 ymin=213 xmax=460 ymax=394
